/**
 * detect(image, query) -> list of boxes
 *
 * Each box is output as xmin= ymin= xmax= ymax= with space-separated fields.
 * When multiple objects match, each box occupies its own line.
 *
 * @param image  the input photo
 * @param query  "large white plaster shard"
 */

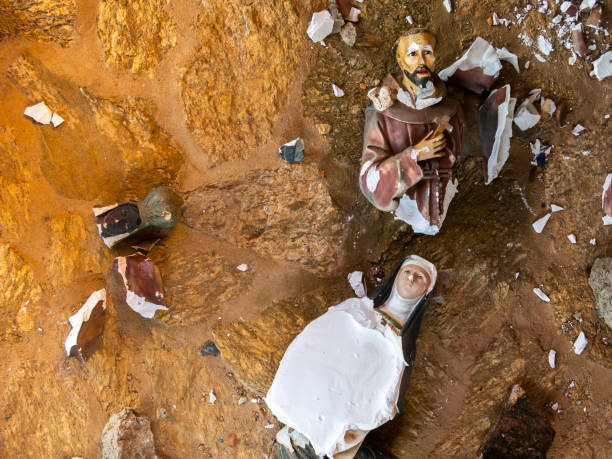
xmin=64 ymin=289 xmax=106 ymax=357
xmin=591 ymin=51 xmax=612 ymax=81
xmin=514 ymin=89 xmax=541 ymax=131
xmin=532 ymin=213 xmax=551 ymax=233
xmin=116 ymin=256 xmax=168 ymax=319
xmin=579 ymin=0 xmax=597 ymax=10
xmin=24 ymin=102 xmax=52 ymax=125
xmin=602 ymin=173 xmax=612 ymax=225
xmin=348 ymin=271 xmax=366 ymax=298
xmin=573 ymin=331 xmax=588 ymax=355
xmin=266 ymin=298 xmax=404 ymax=457
xmin=479 ymin=85 xmax=516 ymax=185
xmin=307 ymin=10 xmax=334 ymax=43
xmin=496 ymin=48 xmax=520 ymax=73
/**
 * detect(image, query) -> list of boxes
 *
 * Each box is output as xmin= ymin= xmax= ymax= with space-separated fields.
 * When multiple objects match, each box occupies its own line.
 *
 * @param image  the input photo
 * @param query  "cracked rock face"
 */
xmin=6 ymin=54 xmax=184 ymax=202
xmin=97 ymin=0 xmax=176 ymax=74
xmin=589 ymin=258 xmax=612 ymax=331
xmin=184 ymin=165 xmax=347 ymax=276
xmin=181 ymin=0 xmax=310 ymax=163
xmin=101 ymin=407 xmax=157 ymax=459
xmin=0 ymin=0 xmax=76 ymax=44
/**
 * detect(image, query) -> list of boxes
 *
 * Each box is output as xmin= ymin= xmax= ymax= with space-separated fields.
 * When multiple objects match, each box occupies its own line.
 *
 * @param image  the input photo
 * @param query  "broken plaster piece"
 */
xmin=443 ymin=0 xmax=452 ymax=13
xmin=514 ymin=98 xmax=541 ymax=131
xmin=64 ymin=289 xmax=106 ymax=360
xmin=532 ymin=213 xmax=551 ymax=233
xmin=478 ymin=85 xmax=516 ymax=184
xmin=347 ymin=7 xmax=360 ymax=22
xmin=548 ymin=350 xmax=556 ymax=369
xmin=533 ymin=287 xmax=551 ymax=303
xmin=51 ymin=113 xmax=64 ymax=127
xmin=496 ymin=48 xmax=520 ymax=73
xmin=439 ymin=37 xmax=515 ymax=94
xmin=551 ymin=204 xmax=564 ymax=212
xmin=567 ymin=234 xmax=577 ymax=244
xmin=307 ymin=10 xmax=334 ymax=43
xmin=602 ymin=173 xmax=612 ymax=225
xmin=24 ymin=102 xmax=52 ymax=125
xmin=572 ymin=124 xmax=586 ymax=136
xmin=116 ymin=255 xmax=168 ymax=319
xmin=237 ymin=264 xmax=248 ymax=272
xmin=347 ymin=271 xmax=366 ymax=298
xmin=591 ymin=51 xmax=612 ymax=81
xmin=573 ymin=332 xmax=588 ymax=355
xmin=209 ymin=390 xmax=216 ymax=405
xmin=332 ymin=84 xmax=345 ymax=97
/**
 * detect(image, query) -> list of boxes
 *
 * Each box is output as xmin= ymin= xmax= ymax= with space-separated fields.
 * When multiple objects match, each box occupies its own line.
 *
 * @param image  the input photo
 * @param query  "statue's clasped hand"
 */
xmin=411 ymin=126 xmax=447 ymax=161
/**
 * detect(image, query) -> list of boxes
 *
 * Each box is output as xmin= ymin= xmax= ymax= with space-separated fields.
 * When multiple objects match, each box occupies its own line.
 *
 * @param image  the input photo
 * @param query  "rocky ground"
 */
xmin=0 ymin=0 xmax=610 ymax=457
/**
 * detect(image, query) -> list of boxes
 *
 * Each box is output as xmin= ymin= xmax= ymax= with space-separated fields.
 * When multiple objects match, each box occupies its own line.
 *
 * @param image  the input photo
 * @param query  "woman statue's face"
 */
xmin=395 ymin=264 xmax=431 ymax=299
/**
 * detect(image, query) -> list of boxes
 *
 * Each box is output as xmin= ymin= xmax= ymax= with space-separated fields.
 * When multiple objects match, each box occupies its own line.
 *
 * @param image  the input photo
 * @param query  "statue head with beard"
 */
xmin=393 ymin=29 xmax=438 ymax=97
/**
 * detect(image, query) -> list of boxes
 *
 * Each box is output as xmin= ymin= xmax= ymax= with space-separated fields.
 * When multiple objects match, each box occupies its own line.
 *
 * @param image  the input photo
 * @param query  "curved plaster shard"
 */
xmin=602 ymin=173 xmax=612 ymax=225
xmin=265 ymin=298 xmax=404 ymax=457
xmin=64 ymin=289 xmax=106 ymax=360
xmin=478 ymin=85 xmax=516 ymax=185
xmin=116 ymin=255 xmax=167 ymax=319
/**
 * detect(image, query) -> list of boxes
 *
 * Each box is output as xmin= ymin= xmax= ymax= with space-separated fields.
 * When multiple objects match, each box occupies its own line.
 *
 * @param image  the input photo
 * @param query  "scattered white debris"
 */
xmin=534 ymin=53 xmax=546 ymax=63
xmin=236 ymin=264 xmax=248 ymax=272
xmin=347 ymin=271 xmax=366 ymax=298
xmin=515 ymin=272 xmax=520 ymax=279
xmin=537 ymin=35 xmax=554 ymax=56
xmin=405 ymin=15 xmax=413 ymax=24
xmin=532 ymin=213 xmax=551 ymax=233
xmin=551 ymin=204 xmax=564 ymax=212
xmin=238 ymin=396 xmax=248 ymax=405
xmin=24 ymin=102 xmax=52 ymax=125
xmin=591 ymin=51 xmax=612 ymax=81
xmin=572 ymin=124 xmax=586 ymax=136
xmin=524 ymin=60 xmax=531 ymax=69
xmin=209 ymin=389 xmax=216 ymax=405
xmin=51 ymin=113 xmax=64 ymax=127
xmin=443 ymin=0 xmax=452 ymax=13
xmin=264 ymin=424 xmax=275 ymax=429
xmin=307 ymin=10 xmax=334 ymax=43
xmin=567 ymin=234 xmax=577 ymax=244
xmin=581 ymin=150 xmax=590 ymax=156
xmin=548 ymin=350 xmax=556 ymax=369
xmin=573 ymin=331 xmax=588 ymax=355
xmin=569 ymin=379 xmax=575 ymax=389
xmin=533 ymin=287 xmax=551 ymax=303
xmin=551 ymin=402 xmax=559 ymax=411
xmin=332 ymin=84 xmax=344 ymax=97
xmin=590 ymin=238 xmax=597 ymax=246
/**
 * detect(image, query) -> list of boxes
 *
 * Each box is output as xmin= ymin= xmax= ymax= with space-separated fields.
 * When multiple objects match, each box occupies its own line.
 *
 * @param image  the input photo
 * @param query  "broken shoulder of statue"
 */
xmin=266 ymin=255 xmax=437 ymax=458
xmin=361 ymin=29 xmax=518 ymax=235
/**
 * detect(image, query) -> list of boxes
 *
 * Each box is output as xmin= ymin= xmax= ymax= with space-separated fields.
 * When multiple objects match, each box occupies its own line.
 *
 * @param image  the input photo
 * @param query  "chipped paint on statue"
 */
xmin=360 ymin=29 xmax=463 ymax=235
xmin=266 ymin=255 xmax=437 ymax=457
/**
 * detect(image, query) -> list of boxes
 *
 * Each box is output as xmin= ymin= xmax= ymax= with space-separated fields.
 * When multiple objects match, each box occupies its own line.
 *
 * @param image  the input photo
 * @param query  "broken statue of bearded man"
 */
xmin=360 ymin=29 xmax=463 ymax=235
xmin=266 ymin=255 xmax=437 ymax=458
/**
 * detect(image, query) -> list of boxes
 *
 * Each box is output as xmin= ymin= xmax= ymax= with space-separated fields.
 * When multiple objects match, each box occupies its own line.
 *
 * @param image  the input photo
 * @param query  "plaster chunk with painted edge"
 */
xmin=548 ymin=349 xmax=556 ymax=369
xmin=51 ymin=113 xmax=64 ymax=127
xmin=116 ymin=255 xmax=168 ymax=319
xmin=24 ymin=102 xmax=52 ymax=125
xmin=567 ymin=234 xmax=577 ymax=244
xmin=573 ymin=331 xmax=588 ymax=354
xmin=532 ymin=213 xmax=551 ymax=233
xmin=533 ymin=287 xmax=551 ymax=303
xmin=307 ymin=10 xmax=334 ymax=43
xmin=64 ymin=289 xmax=106 ymax=360
xmin=347 ymin=271 xmax=366 ymax=298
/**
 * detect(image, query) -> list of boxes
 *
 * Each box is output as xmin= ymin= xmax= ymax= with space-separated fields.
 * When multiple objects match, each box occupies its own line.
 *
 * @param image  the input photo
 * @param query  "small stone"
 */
xmin=237 ymin=397 xmax=248 ymax=405
xmin=101 ymin=407 xmax=157 ymax=459
xmin=359 ymin=83 xmax=367 ymax=90
xmin=340 ymin=22 xmax=356 ymax=47
xmin=278 ymin=138 xmax=304 ymax=163
xmin=588 ymin=258 xmax=612 ymax=330
xmin=316 ymin=123 xmax=331 ymax=135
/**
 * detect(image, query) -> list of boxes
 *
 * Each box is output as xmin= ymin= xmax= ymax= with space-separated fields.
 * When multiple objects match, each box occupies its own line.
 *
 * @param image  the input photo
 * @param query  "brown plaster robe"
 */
xmin=360 ymin=76 xmax=463 ymax=234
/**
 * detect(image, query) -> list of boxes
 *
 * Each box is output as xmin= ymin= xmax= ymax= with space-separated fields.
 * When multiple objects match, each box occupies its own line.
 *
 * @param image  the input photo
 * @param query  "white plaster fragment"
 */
xmin=332 ymin=84 xmax=345 ymax=97
xmin=591 ymin=51 xmax=612 ymax=81
xmin=532 ymin=213 xmax=551 ymax=233
xmin=24 ymin=102 xmax=52 ymax=125
xmin=572 ymin=124 xmax=586 ymax=136
xmin=307 ymin=10 xmax=334 ymax=43
xmin=264 ymin=424 xmax=275 ymax=429
xmin=237 ymin=264 xmax=248 ymax=272
xmin=567 ymin=234 xmax=577 ymax=244
xmin=573 ymin=331 xmax=588 ymax=355
xmin=209 ymin=389 xmax=216 ymax=404
xmin=524 ymin=60 xmax=531 ymax=69
xmin=439 ymin=37 xmax=503 ymax=82
xmin=347 ymin=271 xmax=366 ymax=298
xmin=443 ymin=0 xmax=452 ymax=13
xmin=548 ymin=349 xmax=556 ymax=369
xmin=64 ymin=289 xmax=106 ymax=356
xmin=590 ymin=238 xmax=597 ymax=245
xmin=514 ymin=99 xmax=541 ymax=131
xmin=51 ymin=113 xmax=64 ymax=127
xmin=533 ymin=287 xmax=551 ymax=303
xmin=238 ymin=397 xmax=248 ymax=405
xmin=405 ymin=15 xmax=413 ymax=24
xmin=496 ymin=48 xmax=520 ymax=73
xmin=551 ymin=204 xmax=564 ymax=212
xmin=348 ymin=7 xmax=361 ymax=22
xmin=579 ymin=0 xmax=597 ymax=10
xmin=485 ymin=85 xmax=516 ymax=185
xmin=602 ymin=173 xmax=612 ymax=225
xmin=534 ymin=53 xmax=546 ymax=63
xmin=537 ymin=35 xmax=554 ymax=55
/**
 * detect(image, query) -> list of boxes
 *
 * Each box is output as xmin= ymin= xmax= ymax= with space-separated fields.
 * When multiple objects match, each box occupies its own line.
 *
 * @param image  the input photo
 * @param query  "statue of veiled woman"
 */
xmin=265 ymin=255 xmax=437 ymax=458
